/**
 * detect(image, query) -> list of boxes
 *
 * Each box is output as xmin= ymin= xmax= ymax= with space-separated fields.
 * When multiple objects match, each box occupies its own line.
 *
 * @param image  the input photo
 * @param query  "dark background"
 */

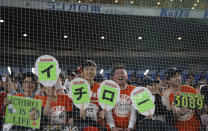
xmin=0 ymin=6 xmax=208 ymax=73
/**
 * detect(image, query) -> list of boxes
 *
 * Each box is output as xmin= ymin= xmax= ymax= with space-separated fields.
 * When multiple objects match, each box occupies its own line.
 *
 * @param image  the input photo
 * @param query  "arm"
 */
xmin=107 ymin=109 xmax=116 ymax=128
xmin=43 ymin=96 xmax=51 ymax=117
xmin=6 ymin=77 xmax=17 ymax=95
xmin=128 ymin=105 xmax=136 ymax=129
xmin=43 ymin=86 xmax=57 ymax=117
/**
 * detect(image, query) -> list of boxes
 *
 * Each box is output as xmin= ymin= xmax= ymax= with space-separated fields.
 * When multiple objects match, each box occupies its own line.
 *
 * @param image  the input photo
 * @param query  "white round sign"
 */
xmin=68 ymin=78 xmax=92 ymax=110
xmin=98 ymin=80 xmax=120 ymax=111
xmin=130 ymin=87 xmax=155 ymax=116
xmin=34 ymin=55 xmax=61 ymax=87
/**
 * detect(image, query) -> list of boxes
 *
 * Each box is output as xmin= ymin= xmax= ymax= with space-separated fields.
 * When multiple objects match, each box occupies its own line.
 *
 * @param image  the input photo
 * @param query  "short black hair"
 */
xmin=67 ymin=69 xmax=76 ymax=77
xmin=21 ymin=72 xmax=38 ymax=85
xmin=111 ymin=64 xmax=127 ymax=76
xmin=81 ymin=60 xmax=97 ymax=72
xmin=94 ymin=74 xmax=106 ymax=83
xmin=164 ymin=67 xmax=182 ymax=80
xmin=142 ymin=76 xmax=160 ymax=87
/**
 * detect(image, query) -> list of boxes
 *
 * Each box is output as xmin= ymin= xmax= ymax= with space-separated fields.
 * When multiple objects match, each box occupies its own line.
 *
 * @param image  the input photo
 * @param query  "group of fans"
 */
xmin=0 ymin=60 xmax=208 ymax=131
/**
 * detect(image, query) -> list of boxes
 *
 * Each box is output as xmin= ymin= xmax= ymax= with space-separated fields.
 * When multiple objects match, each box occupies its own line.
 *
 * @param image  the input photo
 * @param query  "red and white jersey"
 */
xmin=86 ymin=82 xmax=100 ymax=121
xmin=169 ymin=85 xmax=200 ymax=131
xmin=107 ymin=85 xmax=136 ymax=129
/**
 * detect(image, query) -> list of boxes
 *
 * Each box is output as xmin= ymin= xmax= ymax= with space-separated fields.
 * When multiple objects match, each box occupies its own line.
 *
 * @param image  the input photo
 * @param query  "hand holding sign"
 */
xmin=80 ymin=104 xmax=86 ymax=119
xmin=5 ymin=96 xmax=42 ymax=129
xmin=130 ymin=87 xmax=155 ymax=116
xmin=34 ymin=55 xmax=61 ymax=87
xmin=98 ymin=80 xmax=120 ymax=111
xmin=68 ymin=78 xmax=92 ymax=110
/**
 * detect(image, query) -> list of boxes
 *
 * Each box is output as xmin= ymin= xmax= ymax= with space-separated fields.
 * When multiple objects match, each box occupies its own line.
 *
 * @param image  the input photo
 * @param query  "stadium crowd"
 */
xmin=0 ymin=60 xmax=208 ymax=131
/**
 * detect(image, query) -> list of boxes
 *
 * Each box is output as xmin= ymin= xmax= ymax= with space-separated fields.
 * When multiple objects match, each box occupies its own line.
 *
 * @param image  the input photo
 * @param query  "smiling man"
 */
xmin=73 ymin=60 xmax=107 ymax=131
xmin=80 ymin=60 xmax=99 ymax=121
xmin=165 ymin=67 xmax=200 ymax=131
xmin=107 ymin=65 xmax=136 ymax=131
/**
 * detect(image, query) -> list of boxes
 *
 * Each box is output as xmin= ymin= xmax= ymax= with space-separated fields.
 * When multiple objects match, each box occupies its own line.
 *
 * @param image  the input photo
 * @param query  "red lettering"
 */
xmin=40 ymin=59 xmax=53 ymax=62
xmin=105 ymin=82 xmax=117 ymax=88
xmin=133 ymin=89 xmax=144 ymax=95
xmin=73 ymin=81 xmax=85 ymax=85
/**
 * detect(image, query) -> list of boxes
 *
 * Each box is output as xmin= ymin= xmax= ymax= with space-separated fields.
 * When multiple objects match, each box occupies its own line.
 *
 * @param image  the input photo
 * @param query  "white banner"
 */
xmin=0 ymin=0 xmax=208 ymax=19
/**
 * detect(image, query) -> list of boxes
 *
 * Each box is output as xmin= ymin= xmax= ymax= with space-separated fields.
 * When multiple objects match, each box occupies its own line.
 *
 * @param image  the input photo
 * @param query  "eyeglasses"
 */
xmin=23 ymin=81 xmax=35 ymax=85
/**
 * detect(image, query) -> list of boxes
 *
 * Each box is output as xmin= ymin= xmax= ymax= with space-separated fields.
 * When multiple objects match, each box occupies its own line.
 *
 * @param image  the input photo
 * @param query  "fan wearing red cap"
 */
xmin=73 ymin=60 xmax=107 ymax=131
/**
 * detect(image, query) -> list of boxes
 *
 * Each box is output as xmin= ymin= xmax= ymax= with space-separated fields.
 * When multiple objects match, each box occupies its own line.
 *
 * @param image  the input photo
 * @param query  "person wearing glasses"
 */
xmin=2 ymin=72 xmax=41 ymax=131
xmin=15 ymin=72 xmax=38 ymax=98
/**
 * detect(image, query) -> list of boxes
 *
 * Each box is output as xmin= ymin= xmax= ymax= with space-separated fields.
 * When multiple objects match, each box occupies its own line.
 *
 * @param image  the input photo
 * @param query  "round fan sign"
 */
xmin=68 ymin=78 xmax=92 ymax=110
xmin=130 ymin=87 xmax=155 ymax=116
xmin=98 ymin=80 xmax=120 ymax=111
xmin=34 ymin=55 xmax=61 ymax=87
